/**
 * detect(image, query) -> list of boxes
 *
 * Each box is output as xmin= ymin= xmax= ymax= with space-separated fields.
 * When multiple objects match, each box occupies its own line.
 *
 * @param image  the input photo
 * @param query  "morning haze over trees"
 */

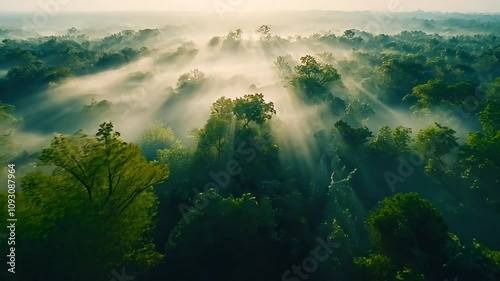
xmin=0 ymin=5 xmax=499 ymax=281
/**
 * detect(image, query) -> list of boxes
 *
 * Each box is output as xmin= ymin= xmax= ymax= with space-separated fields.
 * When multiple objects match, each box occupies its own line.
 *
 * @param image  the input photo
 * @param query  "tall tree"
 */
xmin=16 ymin=122 xmax=168 ymax=281
xmin=414 ymin=122 xmax=458 ymax=175
xmin=233 ymin=93 xmax=276 ymax=128
xmin=39 ymin=122 xmax=169 ymax=210
xmin=289 ymin=55 xmax=342 ymax=104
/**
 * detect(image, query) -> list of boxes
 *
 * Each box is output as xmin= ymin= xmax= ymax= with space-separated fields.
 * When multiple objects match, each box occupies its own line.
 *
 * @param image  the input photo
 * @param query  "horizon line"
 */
xmin=0 ymin=9 xmax=499 ymax=14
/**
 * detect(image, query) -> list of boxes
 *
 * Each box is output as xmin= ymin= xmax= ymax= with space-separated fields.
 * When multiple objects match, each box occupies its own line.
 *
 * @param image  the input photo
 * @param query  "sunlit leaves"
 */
xmin=479 ymin=99 xmax=500 ymax=135
xmin=406 ymin=79 xmax=479 ymax=112
xmin=288 ymin=55 xmax=342 ymax=104
xmin=39 ymin=122 xmax=169 ymax=210
xmin=210 ymin=96 xmax=234 ymax=120
xmin=407 ymin=78 xmax=448 ymax=110
xmin=197 ymin=115 xmax=233 ymax=160
xmin=414 ymin=122 xmax=458 ymax=175
xmin=138 ymin=121 xmax=179 ymax=160
xmin=370 ymin=126 xmax=412 ymax=158
xmin=17 ymin=122 xmax=167 ymax=280
xmin=175 ymin=69 xmax=206 ymax=93
xmin=473 ymin=239 xmax=500 ymax=271
xmin=233 ymin=93 xmax=276 ymax=128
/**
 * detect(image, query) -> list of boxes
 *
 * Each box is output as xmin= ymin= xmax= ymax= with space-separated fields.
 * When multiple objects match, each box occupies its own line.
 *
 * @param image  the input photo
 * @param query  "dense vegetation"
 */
xmin=0 ymin=13 xmax=499 ymax=281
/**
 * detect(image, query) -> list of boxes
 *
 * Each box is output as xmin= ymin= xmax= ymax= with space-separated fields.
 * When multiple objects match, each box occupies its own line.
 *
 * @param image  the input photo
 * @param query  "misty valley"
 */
xmin=0 ymin=11 xmax=499 ymax=281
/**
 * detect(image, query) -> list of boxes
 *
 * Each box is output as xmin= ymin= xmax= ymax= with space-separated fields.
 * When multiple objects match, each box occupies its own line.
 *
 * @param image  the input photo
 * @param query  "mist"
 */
xmin=1 ymin=9 xmax=499 ymax=281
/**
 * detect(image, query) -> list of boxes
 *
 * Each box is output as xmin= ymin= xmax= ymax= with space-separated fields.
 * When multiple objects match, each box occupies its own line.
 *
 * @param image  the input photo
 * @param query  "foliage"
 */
xmin=289 ymin=55 xmax=342 ymax=104
xmin=233 ymin=93 xmax=276 ymax=128
xmin=273 ymin=54 xmax=295 ymax=79
xmin=165 ymin=191 xmax=277 ymax=280
xmin=138 ymin=121 xmax=179 ymax=160
xmin=414 ymin=122 xmax=459 ymax=174
xmin=175 ymin=69 xmax=206 ymax=93
xmin=0 ymin=102 xmax=17 ymax=166
xmin=460 ymin=99 xmax=500 ymax=209
xmin=359 ymin=193 xmax=451 ymax=281
xmin=256 ymin=25 xmax=272 ymax=41
xmin=39 ymin=122 xmax=170 ymax=209
xmin=13 ymin=122 xmax=168 ymax=281
xmin=406 ymin=79 xmax=479 ymax=112
xmin=370 ymin=126 xmax=413 ymax=158
xmin=2 ymin=20 xmax=500 ymax=281
xmin=334 ymin=120 xmax=373 ymax=147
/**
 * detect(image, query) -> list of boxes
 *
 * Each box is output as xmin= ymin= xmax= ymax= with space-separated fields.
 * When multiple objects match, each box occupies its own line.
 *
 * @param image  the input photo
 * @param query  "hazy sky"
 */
xmin=1 ymin=0 xmax=500 ymax=13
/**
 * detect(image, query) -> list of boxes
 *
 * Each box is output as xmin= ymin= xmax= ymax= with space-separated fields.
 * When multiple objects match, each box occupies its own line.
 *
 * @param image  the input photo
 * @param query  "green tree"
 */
xmin=289 ymin=55 xmax=342 ymax=104
xmin=44 ymin=66 xmax=74 ymax=82
xmin=194 ymin=97 xmax=235 ymax=161
xmin=39 ymin=122 xmax=169 ymax=209
xmin=210 ymin=96 xmax=235 ymax=120
xmin=346 ymin=99 xmax=375 ymax=124
xmin=406 ymin=79 xmax=479 ymax=112
xmin=196 ymin=116 xmax=233 ymax=160
xmin=358 ymin=193 xmax=450 ymax=281
xmin=0 ymin=102 xmax=17 ymax=166
xmin=16 ymin=122 xmax=168 ymax=281
xmin=414 ymin=123 xmax=458 ymax=175
xmin=406 ymin=78 xmax=448 ymax=111
xmin=175 ymin=69 xmax=206 ymax=93
xmin=478 ymin=99 xmax=500 ymax=136
xmin=273 ymin=54 xmax=295 ymax=80
xmin=461 ymin=99 xmax=500 ymax=209
xmin=256 ymin=25 xmax=272 ymax=41
xmin=165 ymin=191 xmax=276 ymax=280
xmin=370 ymin=126 xmax=412 ymax=158
xmin=366 ymin=193 xmax=449 ymax=262
xmin=138 ymin=121 xmax=179 ymax=160
xmin=6 ymin=60 xmax=43 ymax=81
xmin=233 ymin=93 xmax=276 ymax=128
xmin=377 ymin=58 xmax=430 ymax=104
xmin=343 ymin=29 xmax=355 ymax=39
xmin=334 ymin=120 xmax=373 ymax=147
xmin=222 ymin=29 xmax=243 ymax=49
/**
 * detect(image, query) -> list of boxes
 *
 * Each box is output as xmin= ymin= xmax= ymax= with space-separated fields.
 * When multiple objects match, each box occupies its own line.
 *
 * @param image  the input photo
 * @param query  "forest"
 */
xmin=0 ymin=10 xmax=499 ymax=281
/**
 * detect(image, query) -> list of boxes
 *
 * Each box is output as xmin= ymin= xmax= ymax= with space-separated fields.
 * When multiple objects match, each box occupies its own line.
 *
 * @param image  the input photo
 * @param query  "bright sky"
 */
xmin=1 ymin=0 xmax=500 ymax=13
